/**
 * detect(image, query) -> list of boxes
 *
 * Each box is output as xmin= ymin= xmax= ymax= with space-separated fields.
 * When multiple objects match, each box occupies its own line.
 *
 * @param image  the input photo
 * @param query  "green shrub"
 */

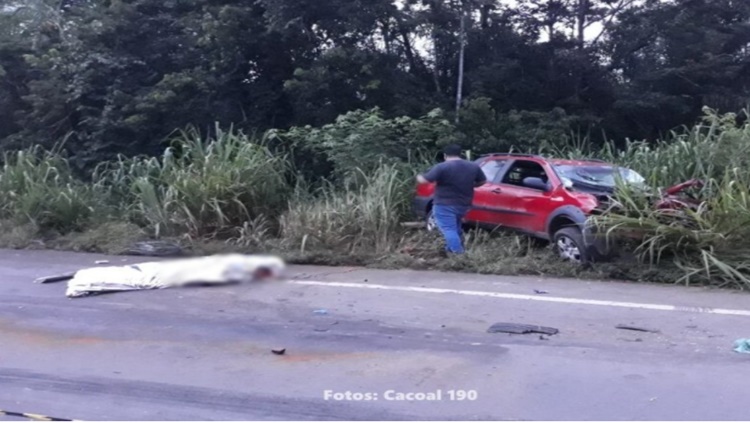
xmin=0 ymin=145 xmax=102 ymax=232
xmin=459 ymin=97 xmax=588 ymax=154
xmin=267 ymin=108 xmax=454 ymax=179
xmin=98 ymin=125 xmax=292 ymax=238
xmin=280 ymin=163 xmax=412 ymax=253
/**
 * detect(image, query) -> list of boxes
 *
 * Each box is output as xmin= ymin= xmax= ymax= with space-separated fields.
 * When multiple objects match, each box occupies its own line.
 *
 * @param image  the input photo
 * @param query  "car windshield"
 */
xmin=554 ymin=164 xmax=645 ymax=188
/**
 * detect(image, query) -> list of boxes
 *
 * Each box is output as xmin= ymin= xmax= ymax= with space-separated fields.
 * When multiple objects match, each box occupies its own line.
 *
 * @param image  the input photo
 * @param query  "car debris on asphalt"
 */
xmin=615 ymin=324 xmax=660 ymax=334
xmin=0 ymin=408 xmax=74 ymax=422
xmin=271 ymin=348 xmax=286 ymax=355
xmin=487 ymin=322 xmax=559 ymax=336
xmin=313 ymin=309 xmax=329 ymax=315
xmin=35 ymin=272 xmax=76 ymax=284
xmin=36 ymin=254 xmax=286 ymax=298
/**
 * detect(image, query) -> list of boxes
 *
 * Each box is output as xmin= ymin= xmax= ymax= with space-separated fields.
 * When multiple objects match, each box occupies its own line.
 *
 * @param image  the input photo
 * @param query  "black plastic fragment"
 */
xmin=34 ymin=272 xmax=76 ymax=284
xmin=615 ymin=325 xmax=659 ymax=333
xmin=487 ymin=322 xmax=559 ymax=336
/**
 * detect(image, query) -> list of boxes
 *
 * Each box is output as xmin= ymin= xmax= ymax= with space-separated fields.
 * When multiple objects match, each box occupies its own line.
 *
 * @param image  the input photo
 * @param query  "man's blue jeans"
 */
xmin=432 ymin=204 xmax=470 ymax=254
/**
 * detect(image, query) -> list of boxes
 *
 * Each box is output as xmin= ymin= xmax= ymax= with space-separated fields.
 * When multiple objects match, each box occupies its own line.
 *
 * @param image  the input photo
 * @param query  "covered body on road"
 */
xmin=60 ymin=254 xmax=285 ymax=298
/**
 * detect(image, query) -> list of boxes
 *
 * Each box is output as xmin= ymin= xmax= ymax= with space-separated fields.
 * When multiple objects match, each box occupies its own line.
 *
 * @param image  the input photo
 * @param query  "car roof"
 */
xmin=548 ymin=158 xmax=614 ymax=167
xmin=478 ymin=154 xmax=613 ymax=167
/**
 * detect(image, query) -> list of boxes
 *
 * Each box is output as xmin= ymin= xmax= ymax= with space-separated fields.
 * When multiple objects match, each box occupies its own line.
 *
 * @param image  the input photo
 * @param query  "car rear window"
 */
xmin=479 ymin=159 xmax=506 ymax=181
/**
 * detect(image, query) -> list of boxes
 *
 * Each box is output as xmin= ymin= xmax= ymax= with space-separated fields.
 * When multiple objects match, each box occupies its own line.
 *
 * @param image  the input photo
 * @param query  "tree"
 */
xmin=605 ymin=0 xmax=750 ymax=140
xmin=1 ymin=0 xmax=749 ymax=167
xmin=454 ymin=0 xmax=468 ymax=124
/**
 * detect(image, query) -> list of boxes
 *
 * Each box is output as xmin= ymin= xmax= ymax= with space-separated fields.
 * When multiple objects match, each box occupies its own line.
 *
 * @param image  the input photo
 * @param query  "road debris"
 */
xmin=313 ymin=309 xmax=329 ymax=315
xmin=533 ymin=289 xmax=549 ymax=294
xmin=40 ymin=254 xmax=286 ymax=298
xmin=733 ymin=338 xmax=750 ymax=354
xmin=272 ymin=348 xmax=286 ymax=355
xmin=34 ymin=272 xmax=76 ymax=284
xmin=95 ymin=260 xmax=110 ymax=264
xmin=487 ymin=322 xmax=559 ymax=336
xmin=616 ymin=324 xmax=660 ymax=333
xmin=0 ymin=408 xmax=74 ymax=421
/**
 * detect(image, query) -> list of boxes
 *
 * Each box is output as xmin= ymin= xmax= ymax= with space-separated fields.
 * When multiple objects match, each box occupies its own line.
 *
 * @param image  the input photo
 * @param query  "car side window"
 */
xmin=479 ymin=160 xmax=506 ymax=182
xmin=501 ymin=160 xmax=548 ymax=188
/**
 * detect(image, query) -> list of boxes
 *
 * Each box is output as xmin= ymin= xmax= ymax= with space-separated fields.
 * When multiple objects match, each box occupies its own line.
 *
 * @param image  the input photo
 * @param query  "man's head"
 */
xmin=443 ymin=144 xmax=463 ymax=160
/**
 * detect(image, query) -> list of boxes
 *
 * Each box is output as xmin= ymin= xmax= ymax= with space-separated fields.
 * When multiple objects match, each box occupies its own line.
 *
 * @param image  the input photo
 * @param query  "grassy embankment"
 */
xmin=2 ymin=108 xmax=749 ymax=289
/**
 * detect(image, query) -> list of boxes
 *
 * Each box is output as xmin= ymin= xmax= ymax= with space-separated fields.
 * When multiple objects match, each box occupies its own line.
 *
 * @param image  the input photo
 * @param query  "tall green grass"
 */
xmin=542 ymin=107 xmax=750 ymax=187
xmin=97 ymin=125 xmax=291 ymax=238
xmin=280 ymin=163 xmax=412 ymax=254
xmin=584 ymin=108 xmax=750 ymax=289
xmin=0 ymin=144 xmax=104 ymax=232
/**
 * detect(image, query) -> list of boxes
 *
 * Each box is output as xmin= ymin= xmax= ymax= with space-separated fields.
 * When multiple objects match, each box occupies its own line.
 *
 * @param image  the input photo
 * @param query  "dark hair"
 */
xmin=443 ymin=144 xmax=462 ymax=157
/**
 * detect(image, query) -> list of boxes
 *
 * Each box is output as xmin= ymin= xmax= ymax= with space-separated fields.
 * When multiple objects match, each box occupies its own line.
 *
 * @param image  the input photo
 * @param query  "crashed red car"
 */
xmin=413 ymin=153 xmax=699 ymax=263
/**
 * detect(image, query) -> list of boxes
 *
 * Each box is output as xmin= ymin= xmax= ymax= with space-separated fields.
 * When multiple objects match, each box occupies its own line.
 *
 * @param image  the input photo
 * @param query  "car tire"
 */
xmin=553 ymin=227 xmax=590 ymax=264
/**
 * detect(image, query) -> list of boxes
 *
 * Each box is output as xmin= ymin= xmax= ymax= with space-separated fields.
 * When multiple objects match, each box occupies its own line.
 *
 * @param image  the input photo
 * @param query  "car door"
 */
xmin=496 ymin=159 xmax=555 ymax=235
xmin=467 ymin=159 xmax=517 ymax=229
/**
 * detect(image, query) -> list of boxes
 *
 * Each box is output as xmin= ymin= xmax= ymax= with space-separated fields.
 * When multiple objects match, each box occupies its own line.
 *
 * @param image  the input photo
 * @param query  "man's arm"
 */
xmin=418 ymin=165 xmax=441 ymax=184
xmin=474 ymin=166 xmax=487 ymax=187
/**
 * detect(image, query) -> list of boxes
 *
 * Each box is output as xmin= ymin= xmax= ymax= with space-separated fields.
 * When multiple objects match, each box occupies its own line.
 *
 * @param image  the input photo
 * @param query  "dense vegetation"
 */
xmin=1 ymin=0 xmax=750 ymax=288
xmin=2 ymin=0 xmax=749 ymax=168
xmin=1 ymin=107 xmax=750 ymax=290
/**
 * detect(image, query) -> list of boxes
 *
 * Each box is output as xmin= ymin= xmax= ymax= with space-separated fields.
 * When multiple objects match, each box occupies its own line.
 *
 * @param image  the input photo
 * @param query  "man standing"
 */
xmin=417 ymin=144 xmax=486 ymax=254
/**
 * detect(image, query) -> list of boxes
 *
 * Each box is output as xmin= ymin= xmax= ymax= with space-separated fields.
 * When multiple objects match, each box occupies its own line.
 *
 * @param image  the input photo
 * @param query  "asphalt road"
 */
xmin=1 ymin=249 xmax=750 ymax=421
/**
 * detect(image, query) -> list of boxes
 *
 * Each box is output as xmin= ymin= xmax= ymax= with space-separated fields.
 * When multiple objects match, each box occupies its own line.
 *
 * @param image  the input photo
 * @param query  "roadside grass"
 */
xmin=1 ymin=108 xmax=750 ymax=289
xmin=48 ymin=222 xmax=149 ymax=254
xmin=96 ymin=125 xmax=292 ymax=239
xmin=535 ymin=107 xmax=750 ymax=289
xmin=279 ymin=163 xmax=412 ymax=255
xmin=0 ymin=144 xmax=109 ymax=233
xmin=0 ymin=219 xmax=41 ymax=249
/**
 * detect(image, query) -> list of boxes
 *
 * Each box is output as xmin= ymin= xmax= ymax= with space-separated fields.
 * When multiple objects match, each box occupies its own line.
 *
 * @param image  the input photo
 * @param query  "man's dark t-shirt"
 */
xmin=423 ymin=159 xmax=486 ymax=206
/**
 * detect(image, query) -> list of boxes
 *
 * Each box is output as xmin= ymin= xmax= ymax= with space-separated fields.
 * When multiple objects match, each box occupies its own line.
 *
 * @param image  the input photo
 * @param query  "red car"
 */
xmin=413 ymin=153 xmax=649 ymax=263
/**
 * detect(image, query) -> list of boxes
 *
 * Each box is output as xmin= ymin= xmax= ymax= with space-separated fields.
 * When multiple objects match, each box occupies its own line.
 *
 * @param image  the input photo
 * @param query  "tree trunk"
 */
xmin=432 ymin=29 xmax=442 ymax=94
xmin=480 ymin=2 xmax=490 ymax=29
xmin=394 ymin=12 xmax=420 ymax=74
xmin=577 ymin=0 xmax=588 ymax=49
xmin=381 ymin=18 xmax=391 ymax=54
xmin=455 ymin=0 xmax=467 ymax=124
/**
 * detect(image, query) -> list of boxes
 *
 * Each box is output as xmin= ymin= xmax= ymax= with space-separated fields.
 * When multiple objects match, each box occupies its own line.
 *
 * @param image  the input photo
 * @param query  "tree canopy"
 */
xmin=1 ymin=0 xmax=749 ymax=168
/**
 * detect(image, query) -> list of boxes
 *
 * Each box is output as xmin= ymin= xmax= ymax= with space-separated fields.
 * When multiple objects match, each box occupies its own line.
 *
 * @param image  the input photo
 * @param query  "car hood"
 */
xmin=569 ymin=178 xmax=704 ymax=208
xmin=569 ymin=179 xmax=616 ymax=196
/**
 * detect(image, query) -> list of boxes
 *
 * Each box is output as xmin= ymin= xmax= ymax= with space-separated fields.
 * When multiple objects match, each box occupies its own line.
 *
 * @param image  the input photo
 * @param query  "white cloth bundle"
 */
xmin=65 ymin=254 xmax=285 ymax=298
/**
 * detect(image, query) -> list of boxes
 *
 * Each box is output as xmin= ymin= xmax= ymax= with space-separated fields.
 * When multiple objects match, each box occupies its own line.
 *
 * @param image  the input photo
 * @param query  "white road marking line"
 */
xmin=289 ymin=280 xmax=750 ymax=317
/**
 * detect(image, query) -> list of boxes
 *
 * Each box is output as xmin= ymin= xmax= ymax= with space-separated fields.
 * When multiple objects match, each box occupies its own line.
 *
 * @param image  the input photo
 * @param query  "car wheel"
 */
xmin=425 ymin=209 xmax=437 ymax=232
xmin=553 ymin=227 xmax=589 ymax=264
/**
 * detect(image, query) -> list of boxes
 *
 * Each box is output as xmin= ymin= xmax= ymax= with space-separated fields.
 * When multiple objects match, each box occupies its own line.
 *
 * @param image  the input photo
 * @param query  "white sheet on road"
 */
xmin=65 ymin=254 xmax=285 ymax=298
